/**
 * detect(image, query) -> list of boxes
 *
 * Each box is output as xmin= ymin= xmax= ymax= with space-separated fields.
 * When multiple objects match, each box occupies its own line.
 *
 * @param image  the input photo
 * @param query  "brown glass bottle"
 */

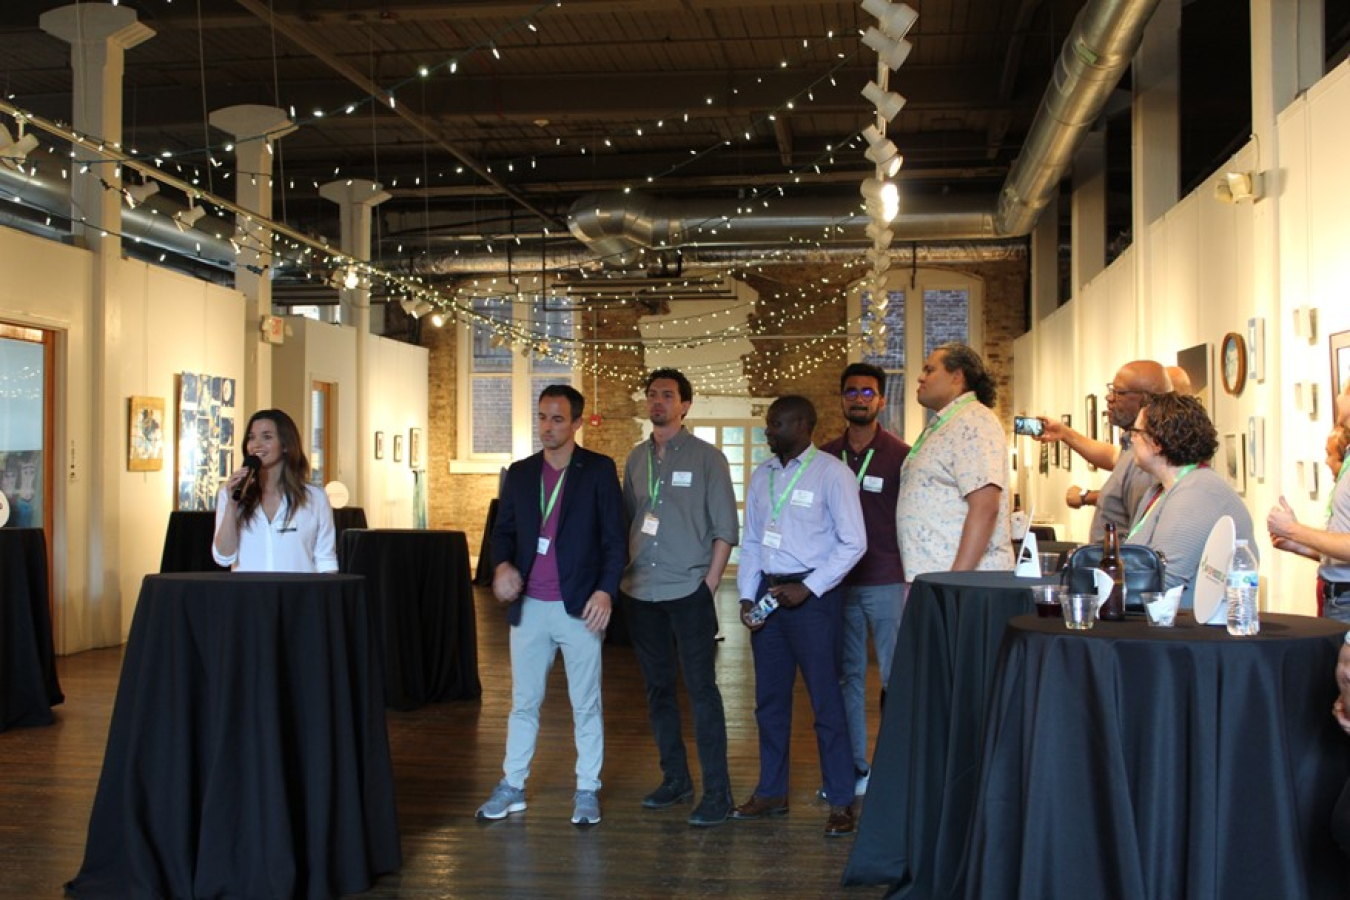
xmin=1098 ymin=522 xmax=1126 ymax=621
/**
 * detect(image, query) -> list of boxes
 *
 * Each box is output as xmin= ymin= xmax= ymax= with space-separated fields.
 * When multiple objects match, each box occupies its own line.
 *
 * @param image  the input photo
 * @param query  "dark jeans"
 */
xmin=622 ymin=584 xmax=730 ymax=795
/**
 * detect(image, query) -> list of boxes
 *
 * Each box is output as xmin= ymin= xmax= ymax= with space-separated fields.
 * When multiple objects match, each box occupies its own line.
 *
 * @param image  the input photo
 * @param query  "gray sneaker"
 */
xmin=571 ymin=789 xmax=602 ymax=826
xmin=476 ymin=780 xmax=526 ymax=820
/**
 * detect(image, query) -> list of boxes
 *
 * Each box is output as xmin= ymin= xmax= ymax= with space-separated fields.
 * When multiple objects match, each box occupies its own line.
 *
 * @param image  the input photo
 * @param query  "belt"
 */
xmin=765 ymin=571 xmax=811 ymax=587
xmin=1322 ymin=580 xmax=1350 ymax=600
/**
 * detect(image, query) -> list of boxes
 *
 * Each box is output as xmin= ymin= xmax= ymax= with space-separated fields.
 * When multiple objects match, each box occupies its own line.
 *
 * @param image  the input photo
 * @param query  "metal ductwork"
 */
xmin=568 ymin=0 xmax=1161 ymax=265
xmin=0 ymin=163 xmax=240 ymax=270
xmin=567 ymin=192 xmax=999 ymax=267
xmin=995 ymin=0 xmax=1163 ymax=235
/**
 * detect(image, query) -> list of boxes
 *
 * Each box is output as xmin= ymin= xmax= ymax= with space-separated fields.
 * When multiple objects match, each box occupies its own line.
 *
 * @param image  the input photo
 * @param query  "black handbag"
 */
xmin=1061 ymin=543 xmax=1167 ymax=612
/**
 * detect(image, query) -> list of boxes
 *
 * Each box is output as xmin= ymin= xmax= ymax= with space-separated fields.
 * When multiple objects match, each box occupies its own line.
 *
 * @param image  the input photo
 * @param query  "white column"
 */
xmin=1130 ymin=0 xmax=1180 ymax=326
xmin=40 ymin=4 xmax=154 ymax=648
xmin=208 ymin=105 xmax=296 ymax=415
xmin=319 ymin=179 xmax=390 ymax=507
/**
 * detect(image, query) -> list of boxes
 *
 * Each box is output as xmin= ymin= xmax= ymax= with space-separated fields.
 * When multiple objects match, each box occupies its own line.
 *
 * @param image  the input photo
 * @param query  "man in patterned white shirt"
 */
xmin=896 ymin=342 xmax=1013 ymax=578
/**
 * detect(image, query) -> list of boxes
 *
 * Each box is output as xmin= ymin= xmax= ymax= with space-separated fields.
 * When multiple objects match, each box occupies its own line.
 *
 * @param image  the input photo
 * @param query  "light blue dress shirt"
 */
xmin=736 ymin=443 xmax=867 ymax=601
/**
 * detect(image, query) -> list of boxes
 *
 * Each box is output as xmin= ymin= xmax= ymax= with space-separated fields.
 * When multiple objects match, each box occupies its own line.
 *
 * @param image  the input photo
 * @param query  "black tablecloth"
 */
xmin=961 ymin=613 xmax=1350 ymax=900
xmin=341 ymin=529 xmax=481 ymax=710
xmin=474 ymin=499 xmax=498 ymax=585
xmin=0 ymin=528 xmax=63 ymax=730
xmin=158 ymin=510 xmax=228 ymax=572
xmin=67 ymin=573 xmax=401 ymax=899
xmin=843 ymin=570 xmax=1058 ymax=894
xmin=333 ymin=505 xmax=368 ymax=537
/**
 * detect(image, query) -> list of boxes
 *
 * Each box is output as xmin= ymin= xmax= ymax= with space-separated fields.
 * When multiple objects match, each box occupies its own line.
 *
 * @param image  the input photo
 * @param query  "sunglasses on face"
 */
xmin=843 ymin=387 xmax=878 ymax=401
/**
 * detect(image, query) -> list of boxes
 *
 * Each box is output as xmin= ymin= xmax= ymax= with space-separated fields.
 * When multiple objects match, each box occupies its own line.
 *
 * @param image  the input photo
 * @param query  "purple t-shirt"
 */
xmin=525 ymin=461 xmax=567 ymax=602
xmin=818 ymin=426 xmax=909 ymax=585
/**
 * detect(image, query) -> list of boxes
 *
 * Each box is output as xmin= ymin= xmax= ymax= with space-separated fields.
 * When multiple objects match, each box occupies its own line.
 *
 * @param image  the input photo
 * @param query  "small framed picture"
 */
xmin=1084 ymin=395 xmax=1098 ymax=472
xmin=128 ymin=395 xmax=166 ymax=472
xmin=393 ymin=433 xmax=404 ymax=463
xmin=1331 ymin=330 xmax=1350 ymax=403
xmin=409 ymin=427 xmax=423 ymax=469
xmin=374 ymin=431 xmax=385 ymax=460
xmin=1221 ymin=332 xmax=1247 ymax=396
xmin=1060 ymin=415 xmax=1072 ymax=470
xmin=1222 ymin=432 xmax=1246 ymax=495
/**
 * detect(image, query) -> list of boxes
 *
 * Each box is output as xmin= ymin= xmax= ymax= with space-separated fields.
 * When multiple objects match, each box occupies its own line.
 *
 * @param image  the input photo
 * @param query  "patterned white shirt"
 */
xmin=897 ymin=391 xmax=1013 ymax=579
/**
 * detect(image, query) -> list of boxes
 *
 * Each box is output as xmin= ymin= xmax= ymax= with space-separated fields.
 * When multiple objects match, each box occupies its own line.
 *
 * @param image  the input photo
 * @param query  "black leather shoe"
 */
xmin=642 ymin=778 xmax=694 ymax=809
xmin=687 ymin=790 xmax=733 ymax=827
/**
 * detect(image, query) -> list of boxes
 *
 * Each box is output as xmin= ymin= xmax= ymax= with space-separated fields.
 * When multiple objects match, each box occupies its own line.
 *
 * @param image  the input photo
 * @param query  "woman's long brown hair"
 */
xmin=235 ymin=409 xmax=312 ymax=528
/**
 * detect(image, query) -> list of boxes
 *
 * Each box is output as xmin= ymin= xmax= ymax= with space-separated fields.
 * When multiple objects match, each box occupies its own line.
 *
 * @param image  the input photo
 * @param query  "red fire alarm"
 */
xmin=588 ymin=413 xmax=603 ymax=428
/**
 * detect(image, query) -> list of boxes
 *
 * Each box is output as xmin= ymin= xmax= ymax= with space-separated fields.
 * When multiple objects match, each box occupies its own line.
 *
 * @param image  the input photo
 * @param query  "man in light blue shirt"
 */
xmin=731 ymin=395 xmax=866 ymax=837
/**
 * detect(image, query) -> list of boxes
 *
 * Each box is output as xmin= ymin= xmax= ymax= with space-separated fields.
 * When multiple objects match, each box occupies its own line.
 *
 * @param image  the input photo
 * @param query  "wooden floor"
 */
xmin=0 ymin=583 xmax=888 ymax=899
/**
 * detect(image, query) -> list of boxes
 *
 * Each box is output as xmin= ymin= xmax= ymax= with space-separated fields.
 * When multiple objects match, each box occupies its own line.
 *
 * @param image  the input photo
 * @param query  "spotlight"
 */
xmin=0 ymin=125 xmax=39 ymax=172
xmin=862 ymin=125 xmax=902 ymax=178
xmin=861 ymin=28 xmax=913 ymax=70
xmin=123 ymin=180 xmax=159 ymax=209
xmin=860 ymin=177 xmax=899 ymax=223
xmin=429 ymin=312 xmax=446 ymax=328
xmin=861 ymin=0 xmax=918 ymax=40
xmin=1213 ymin=171 xmax=1264 ymax=203
xmin=343 ymin=266 xmax=359 ymax=290
xmin=862 ymin=81 xmax=907 ymax=121
xmin=865 ymin=221 xmax=894 ymax=250
xmin=174 ymin=203 xmax=206 ymax=232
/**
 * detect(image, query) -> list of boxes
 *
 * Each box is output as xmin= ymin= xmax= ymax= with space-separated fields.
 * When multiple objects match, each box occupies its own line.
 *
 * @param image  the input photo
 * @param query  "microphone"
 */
xmin=232 ymin=454 xmax=262 ymax=502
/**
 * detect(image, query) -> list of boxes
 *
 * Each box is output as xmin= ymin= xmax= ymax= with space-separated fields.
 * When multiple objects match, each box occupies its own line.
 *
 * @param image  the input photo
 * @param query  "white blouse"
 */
xmin=212 ymin=483 xmax=338 ymax=573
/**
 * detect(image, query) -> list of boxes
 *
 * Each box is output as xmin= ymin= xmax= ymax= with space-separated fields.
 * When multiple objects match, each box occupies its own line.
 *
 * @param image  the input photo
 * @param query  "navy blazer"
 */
xmin=491 ymin=445 xmax=626 ymax=626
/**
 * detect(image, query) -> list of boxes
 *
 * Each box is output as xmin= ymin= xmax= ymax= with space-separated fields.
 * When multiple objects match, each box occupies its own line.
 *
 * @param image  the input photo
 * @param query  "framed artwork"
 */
xmin=1248 ymin=415 xmax=1265 ymax=480
xmin=1331 ymin=330 xmax=1350 ymax=405
xmin=1222 ymin=433 xmax=1246 ymax=495
xmin=409 ymin=427 xmax=423 ymax=469
xmin=1051 ymin=440 xmax=1061 ymax=469
xmin=1060 ymin=415 xmax=1072 ymax=470
xmin=1248 ymin=317 xmax=1265 ymax=383
xmin=129 ymin=396 xmax=166 ymax=472
xmin=374 ymin=431 xmax=385 ymax=460
xmin=1101 ymin=410 xmax=1114 ymax=447
xmin=1220 ymin=332 xmax=1247 ymax=395
xmin=1176 ymin=343 xmax=1212 ymax=412
xmin=174 ymin=372 xmax=236 ymax=511
xmin=393 ymin=433 xmax=404 ymax=463
xmin=1084 ymin=395 xmax=1098 ymax=472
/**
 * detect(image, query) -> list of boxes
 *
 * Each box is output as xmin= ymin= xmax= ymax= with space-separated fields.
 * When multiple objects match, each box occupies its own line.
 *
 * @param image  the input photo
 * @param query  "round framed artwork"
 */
xmin=1221 ymin=332 xmax=1247 ymax=395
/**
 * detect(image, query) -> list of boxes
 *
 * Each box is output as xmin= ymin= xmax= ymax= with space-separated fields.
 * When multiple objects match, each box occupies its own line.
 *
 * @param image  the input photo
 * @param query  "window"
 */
xmin=850 ymin=269 xmax=982 ymax=441
xmin=456 ymin=290 xmax=577 ymax=468
xmin=310 ymin=380 xmax=335 ymax=486
xmin=692 ymin=420 xmax=769 ymax=567
xmin=0 ymin=323 xmax=51 ymax=530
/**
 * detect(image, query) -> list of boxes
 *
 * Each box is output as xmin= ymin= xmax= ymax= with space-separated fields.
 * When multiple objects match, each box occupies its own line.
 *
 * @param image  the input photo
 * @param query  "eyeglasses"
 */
xmin=1123 ymin=425 xmax=1154 ymax=441
xmin=843 ymin=387 xmax=879 ymax=401
xmin=1106 ymin=384 xmax=1149 ymax=399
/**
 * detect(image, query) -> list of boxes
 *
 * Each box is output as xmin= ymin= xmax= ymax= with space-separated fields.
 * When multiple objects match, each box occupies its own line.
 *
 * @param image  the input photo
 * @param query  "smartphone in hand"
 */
xmin=1013 ymin=415 xmax=1044 ymax=437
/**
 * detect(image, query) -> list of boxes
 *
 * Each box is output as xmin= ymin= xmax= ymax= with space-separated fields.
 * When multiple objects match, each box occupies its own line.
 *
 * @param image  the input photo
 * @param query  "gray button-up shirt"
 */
xmin=621 ymin=427 xmax=740 ymax=601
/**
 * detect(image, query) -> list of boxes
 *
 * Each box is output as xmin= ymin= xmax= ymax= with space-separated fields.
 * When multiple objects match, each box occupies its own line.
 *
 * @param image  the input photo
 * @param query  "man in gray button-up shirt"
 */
xmin=620 ymin=368 xmax=739 ymax=827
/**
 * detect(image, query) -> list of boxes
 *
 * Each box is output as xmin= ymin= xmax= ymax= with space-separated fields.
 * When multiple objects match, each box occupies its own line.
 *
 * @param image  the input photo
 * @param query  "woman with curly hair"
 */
xmin=1126 ymin=392 xmax=1256 ymax=607
xmin=1268 ymin=422 xmax=1350 ymax=620
xmin=212 ymin=408 xmax=337 ymax=573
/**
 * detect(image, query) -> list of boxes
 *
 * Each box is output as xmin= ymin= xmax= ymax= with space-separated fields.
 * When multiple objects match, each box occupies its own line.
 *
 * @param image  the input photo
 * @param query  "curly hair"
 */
xmin=1142 ymin=392 xmax=1217 ymax=466
xmin=936 ymin=342 xmax=996 ymax=407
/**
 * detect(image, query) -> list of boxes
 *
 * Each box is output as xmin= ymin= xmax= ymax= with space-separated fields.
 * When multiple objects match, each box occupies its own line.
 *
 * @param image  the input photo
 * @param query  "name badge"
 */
xmin=763 ymin=524 xmax=783 ymax=549
xmin=672 ymin=471 xmax=693 ymax=487
xmin=790 ymin=489 xmax=814 ymax=508
xmin=641 ymin=513 xmax=660 ymax=535
xmin=862 ymin=475 xmax=884 ymax=493
xmin=536 ymin=536 xmax=551 ymax=555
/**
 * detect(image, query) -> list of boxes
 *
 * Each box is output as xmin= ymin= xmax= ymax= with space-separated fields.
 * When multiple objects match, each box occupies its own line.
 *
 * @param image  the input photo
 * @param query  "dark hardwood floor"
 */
xmin=0 ymin=583 xmax=887 ymax=898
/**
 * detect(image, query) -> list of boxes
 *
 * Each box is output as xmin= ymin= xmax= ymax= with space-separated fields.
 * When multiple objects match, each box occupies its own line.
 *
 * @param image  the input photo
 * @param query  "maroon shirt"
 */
xmin=818 ymin=426 xmax=909 ymax=585
xmin=526 ymin=460 xmax=567 ymax=601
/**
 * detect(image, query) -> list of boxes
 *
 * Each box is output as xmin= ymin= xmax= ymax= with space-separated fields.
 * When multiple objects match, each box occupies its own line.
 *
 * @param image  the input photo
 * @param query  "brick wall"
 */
xmin=417 ymin=256 xmax=1028 ymax=551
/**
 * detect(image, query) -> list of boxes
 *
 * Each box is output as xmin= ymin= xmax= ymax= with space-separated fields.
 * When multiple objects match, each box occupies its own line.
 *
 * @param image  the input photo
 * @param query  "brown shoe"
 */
xmin=825 ymin=804 xmax=855 ymax=837
xmin=730 ymin=794 xmax=789 ymax=820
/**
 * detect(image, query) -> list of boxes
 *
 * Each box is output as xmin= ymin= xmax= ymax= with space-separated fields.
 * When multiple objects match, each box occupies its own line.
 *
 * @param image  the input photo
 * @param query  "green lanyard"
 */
xmin=769 ymin=446 xmax=817 ymax=524
xmin=841 ymin=447 xmax=875 ymax=485
xmin=539 ymin=467 xmax=567 ymax=529
xmin=1328 ymin=456 xmax=1350 ymax=523
xmin=647 ymin=443 xmax=662 ymax=507
xmin=907 ymin=395 xmax=975 ymax=460
xmin=1126 ymin=463 xmax=1199 ymax=540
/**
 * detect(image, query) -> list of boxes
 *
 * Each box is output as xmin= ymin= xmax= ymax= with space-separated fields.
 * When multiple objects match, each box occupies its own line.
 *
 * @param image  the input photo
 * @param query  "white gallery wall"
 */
xmin=1015 ymin=57 xmax=1350 ymax=615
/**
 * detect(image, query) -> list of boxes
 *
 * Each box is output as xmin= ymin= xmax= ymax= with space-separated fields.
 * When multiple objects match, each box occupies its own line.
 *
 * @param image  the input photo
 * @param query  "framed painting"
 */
xmin=1084 ymin=395 xmax=1098 ymax=471
xmin=409 ymin=427 xmax=423 ymax=469
xmin=1060 ymin=415 xmax=1072 ymax=470
xmin=1222 ymin=432 xmax=1246 ymax=495
xmin=1221 ymin=332 xmax=1247 ymax=396
xmin=129 ymin=395 xmax=166 ymax=472
xmin=1331 ymin=330 xmax=1350 ymax=406
xmin=393 ymin=433 xmax=404 ymax=463
xmin=374 ymin=431 xmax=385 ymax=460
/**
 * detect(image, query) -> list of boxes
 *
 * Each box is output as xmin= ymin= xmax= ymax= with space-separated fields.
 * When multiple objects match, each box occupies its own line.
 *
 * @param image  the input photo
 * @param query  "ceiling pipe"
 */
xmin=567 ymin=0 xmax=1160 ymax=265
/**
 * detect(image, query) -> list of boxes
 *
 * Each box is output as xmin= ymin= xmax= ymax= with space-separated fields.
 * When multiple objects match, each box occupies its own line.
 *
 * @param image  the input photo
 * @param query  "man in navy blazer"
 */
xmin=476 ymin=384 xmax=625 ymax=828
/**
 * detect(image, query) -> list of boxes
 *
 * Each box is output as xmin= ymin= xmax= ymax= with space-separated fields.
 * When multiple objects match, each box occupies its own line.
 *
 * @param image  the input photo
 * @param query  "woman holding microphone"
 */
xmin=212 ymin=409 xmax=337 ymax=573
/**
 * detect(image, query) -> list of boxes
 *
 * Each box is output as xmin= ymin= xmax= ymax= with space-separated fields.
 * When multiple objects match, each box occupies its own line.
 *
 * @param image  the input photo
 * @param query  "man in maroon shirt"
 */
xmin=817 ymin=362 xmax=909 ymax=796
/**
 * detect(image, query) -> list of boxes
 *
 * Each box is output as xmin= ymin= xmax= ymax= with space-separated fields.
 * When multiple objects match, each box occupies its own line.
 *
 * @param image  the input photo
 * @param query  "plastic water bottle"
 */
xmin=1225 ymin=539 xmax=1260 ymax=636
